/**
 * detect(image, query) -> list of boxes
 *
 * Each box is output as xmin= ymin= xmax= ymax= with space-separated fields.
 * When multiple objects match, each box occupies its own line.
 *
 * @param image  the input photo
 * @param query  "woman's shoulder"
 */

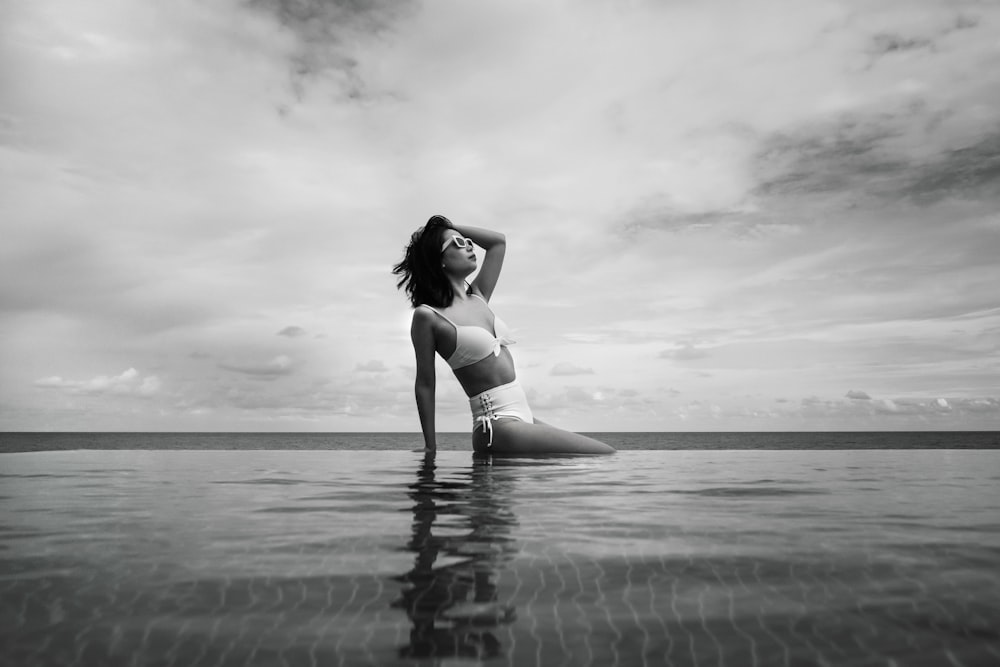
xmin=412 ymin=303 xmax=436 ymax=319
xmin=412 ymin=303 xmax=447 ymax=327
xmin=410 ymin=305 xmax=439 ymax=340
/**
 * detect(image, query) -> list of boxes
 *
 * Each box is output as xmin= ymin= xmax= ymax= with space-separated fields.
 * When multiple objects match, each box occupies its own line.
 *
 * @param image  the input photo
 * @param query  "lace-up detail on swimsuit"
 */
xmin=477 ymin=392 xmax=496 ymax=444
xmin=469 ymin=380 xmax=533 ymax=448
xmin=421 ymin=295 xmax=516 ymax=370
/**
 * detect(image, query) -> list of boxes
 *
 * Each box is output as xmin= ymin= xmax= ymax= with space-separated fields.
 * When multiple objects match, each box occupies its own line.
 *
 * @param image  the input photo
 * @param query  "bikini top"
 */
xmin=421 ymin=294 xmax=516 ymax=370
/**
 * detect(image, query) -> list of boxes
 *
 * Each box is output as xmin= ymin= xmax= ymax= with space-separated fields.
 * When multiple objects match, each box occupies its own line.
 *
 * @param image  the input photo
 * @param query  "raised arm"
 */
xmin=410 ymin=307 xmax=438 ymax=452
xmin=451 ymin=224 xmax=506 ymax=302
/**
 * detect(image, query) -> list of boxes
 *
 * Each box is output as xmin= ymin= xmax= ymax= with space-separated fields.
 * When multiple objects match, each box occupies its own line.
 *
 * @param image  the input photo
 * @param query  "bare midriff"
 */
xmin=452 ymin=348 xmax=517 ymax=397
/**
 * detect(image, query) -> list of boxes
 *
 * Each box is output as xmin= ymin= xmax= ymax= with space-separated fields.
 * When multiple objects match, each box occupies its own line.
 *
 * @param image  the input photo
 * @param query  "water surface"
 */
xmin=2 ymin=449 xmax=998 ymax=666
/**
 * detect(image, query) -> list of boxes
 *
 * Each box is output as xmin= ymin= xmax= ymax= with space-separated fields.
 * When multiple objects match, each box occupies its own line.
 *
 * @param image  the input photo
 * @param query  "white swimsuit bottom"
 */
xmin=469 ymin=379 xmax=534 ymax=447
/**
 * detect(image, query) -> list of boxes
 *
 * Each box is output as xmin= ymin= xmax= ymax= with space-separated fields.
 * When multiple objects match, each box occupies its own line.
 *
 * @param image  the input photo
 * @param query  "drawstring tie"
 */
xmin=477 ymin=393 xmax=497 ymax=448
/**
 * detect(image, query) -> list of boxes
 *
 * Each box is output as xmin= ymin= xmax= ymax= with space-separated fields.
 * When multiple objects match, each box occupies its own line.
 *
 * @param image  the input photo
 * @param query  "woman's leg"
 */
xmin=473 ymin=418 xmax=615 ymax=455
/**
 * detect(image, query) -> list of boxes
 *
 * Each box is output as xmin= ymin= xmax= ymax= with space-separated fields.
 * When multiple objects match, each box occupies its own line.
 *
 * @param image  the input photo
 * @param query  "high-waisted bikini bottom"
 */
xmin=469 ymin=379 xmax=534 ymax=447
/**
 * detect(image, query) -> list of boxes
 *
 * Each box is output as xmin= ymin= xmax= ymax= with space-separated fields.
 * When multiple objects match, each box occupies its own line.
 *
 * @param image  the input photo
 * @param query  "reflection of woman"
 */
xmin=393 ymin=215 xmax=616 ymax=455
xmin=393 ymin=455 xmax=518 ymax=660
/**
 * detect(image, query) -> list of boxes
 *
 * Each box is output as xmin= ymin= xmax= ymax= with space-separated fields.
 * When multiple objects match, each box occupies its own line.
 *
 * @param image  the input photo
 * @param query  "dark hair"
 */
xmin=392 ymin=215 xmax=458 ymax=308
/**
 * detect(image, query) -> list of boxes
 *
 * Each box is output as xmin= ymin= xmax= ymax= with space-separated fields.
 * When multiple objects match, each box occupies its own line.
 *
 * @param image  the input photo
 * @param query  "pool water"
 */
xmin=2 ymin=449 xmax=998 ymax=666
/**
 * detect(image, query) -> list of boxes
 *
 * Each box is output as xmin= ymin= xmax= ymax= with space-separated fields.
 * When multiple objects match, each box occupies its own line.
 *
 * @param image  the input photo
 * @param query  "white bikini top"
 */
xmin=421 ymin=294 xmax=516 ymax=369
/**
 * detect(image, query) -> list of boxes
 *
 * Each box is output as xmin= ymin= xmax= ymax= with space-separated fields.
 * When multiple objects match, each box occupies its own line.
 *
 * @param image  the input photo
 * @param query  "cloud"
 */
xmin=277 ymin=326 xmax=306 ymax=337
xmin=550 ymin=362 xmax=594 ymax=376
xmin=355 ymin=359 xmax=389 ymax=373
xmin=219 ymin=355 xmax=293 ymax=378
xmin=659 ymin=344 xmax=708 ymax=361
xmin=906 ymin=135 xmax=1000 ymax=205
xmin=754 ymin=123 xmax=1000 ymax=209
xmin=797 ymin=394 xmax=999 ymax=423
xmin=869 ymin=33 xmax=934 ymax=57
xmin=846 ymin=390 xmax=871 ymax=400
xmin=169 ymin=364 xmax=422 ymax=425
xmin=244 ymin=0 xmax=415 ymax=102
xmin=963 ymin=398 xmax=1000 ymax=413
xmin=525 ymin=385 xmax=663 ymax=421
xmin=801 ymin=395 xmax=830 ymax=407
xmin=754 ymin=121 xmax=905 ymax=201
xmin=34 ymin=368 xmax=161 ymax=397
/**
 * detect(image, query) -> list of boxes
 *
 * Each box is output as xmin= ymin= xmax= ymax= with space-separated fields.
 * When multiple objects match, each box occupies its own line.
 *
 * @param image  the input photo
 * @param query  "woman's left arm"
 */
xmin=452 ymin=224 xmax=506 ymax=301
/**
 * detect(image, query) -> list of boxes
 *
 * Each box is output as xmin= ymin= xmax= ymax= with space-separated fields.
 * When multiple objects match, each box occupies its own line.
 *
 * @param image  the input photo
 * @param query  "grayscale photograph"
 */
xmin=2 ymin=0 xmax=998 ymax=665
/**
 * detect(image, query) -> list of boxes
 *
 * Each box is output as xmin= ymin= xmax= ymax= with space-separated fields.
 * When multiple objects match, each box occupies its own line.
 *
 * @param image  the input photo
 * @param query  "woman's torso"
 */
xmin=423 ymin=295 xmax=516 ymax=397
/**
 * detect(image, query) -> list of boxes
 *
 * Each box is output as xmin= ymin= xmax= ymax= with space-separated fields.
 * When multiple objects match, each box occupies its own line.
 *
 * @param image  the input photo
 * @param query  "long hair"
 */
xmin=392 ymin=215 xmax=458 ymax=308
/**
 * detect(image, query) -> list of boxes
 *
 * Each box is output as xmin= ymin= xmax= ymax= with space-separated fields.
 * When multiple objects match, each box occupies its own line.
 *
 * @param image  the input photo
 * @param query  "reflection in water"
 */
xmin=393 ymin=455 xmax=519 ymax=660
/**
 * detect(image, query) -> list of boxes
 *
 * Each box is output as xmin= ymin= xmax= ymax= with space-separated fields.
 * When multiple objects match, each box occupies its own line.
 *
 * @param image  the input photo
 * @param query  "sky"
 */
xmin=2 ymin=0 xmax=998 ymax=432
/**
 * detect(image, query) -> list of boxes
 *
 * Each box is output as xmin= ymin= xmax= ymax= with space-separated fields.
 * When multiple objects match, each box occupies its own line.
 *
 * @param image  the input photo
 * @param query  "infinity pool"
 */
xmin=2 ymin=450 xmax=998 ymax=666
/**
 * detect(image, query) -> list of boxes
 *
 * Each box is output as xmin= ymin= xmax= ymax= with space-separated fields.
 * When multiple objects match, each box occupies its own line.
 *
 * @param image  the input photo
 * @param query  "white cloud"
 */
xmin=355 ymin=360 xmax=389 ymax=373
xmin=219 ymin=355 xmax=294 ymax=378
xmin=550 ymin=362 xmax=594 ymax=376
xmin=138 ymin=376 xmax=161 ymax=396
xmin=34 ymin=368 xmax=160 ymax=397
xmin=660 ymin=344 xmax=709 ymax=361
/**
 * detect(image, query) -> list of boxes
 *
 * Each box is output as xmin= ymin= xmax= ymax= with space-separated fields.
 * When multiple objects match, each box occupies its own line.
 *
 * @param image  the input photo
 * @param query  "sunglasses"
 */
xmin=441 ymin=235 xmax=475 ymax=253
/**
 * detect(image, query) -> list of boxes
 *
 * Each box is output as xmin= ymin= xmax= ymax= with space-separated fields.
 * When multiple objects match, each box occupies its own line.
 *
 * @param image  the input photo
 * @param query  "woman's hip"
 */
xmin=469 ymin=380 xmax=533 ymax=420
xmin=468 ymin=380 xmax=534 ymax=446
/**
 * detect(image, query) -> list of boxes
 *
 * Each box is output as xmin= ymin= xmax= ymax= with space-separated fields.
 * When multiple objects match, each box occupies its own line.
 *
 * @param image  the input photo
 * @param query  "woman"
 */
xmin=393 ymin=215 xmax=615 ymax=456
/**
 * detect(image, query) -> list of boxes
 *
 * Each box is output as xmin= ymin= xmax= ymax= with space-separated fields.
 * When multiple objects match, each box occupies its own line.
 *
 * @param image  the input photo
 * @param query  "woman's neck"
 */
xmin=446 ymin=276 xmax=470 ymax=301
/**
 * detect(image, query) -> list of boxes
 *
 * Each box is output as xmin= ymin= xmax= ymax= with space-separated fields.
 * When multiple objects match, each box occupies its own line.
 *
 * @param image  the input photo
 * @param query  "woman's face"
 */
xmin=439 ymin=230 xmax=477 ymax=275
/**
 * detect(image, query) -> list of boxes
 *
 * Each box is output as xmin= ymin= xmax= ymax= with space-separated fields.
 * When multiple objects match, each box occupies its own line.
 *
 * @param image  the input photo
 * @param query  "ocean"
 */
xmin=2 ymin=433 xmax=998 ymax=666
xmin=2 ymin=430 xmax=998 ymax=453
